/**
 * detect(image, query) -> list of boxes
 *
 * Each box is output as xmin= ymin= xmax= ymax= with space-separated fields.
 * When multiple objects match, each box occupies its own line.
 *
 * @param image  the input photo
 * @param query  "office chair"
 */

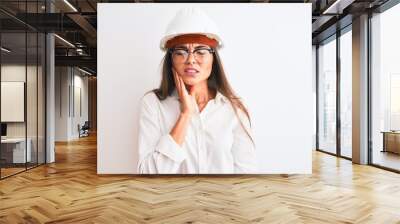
xmin=79 ymin=121 xmax=90 ymax=138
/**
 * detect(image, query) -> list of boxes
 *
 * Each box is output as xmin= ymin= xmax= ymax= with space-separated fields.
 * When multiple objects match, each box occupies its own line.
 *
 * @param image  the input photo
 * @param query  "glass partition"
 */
xmin=0 ymin=1 xmax=46 ymax=179
xmin=38 ymin=32 xmax=45 ymax=165
xmin=317 ymin=36 xmax=337 ymax=155
xmin=27 ymin=31 xmax=38 ymax=169
xmin=1 ymin=31 xmax=28 ymax=177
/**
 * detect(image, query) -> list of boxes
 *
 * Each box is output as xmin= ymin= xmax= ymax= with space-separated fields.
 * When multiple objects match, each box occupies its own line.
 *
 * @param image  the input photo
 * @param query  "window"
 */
xmin=318 ymin=36 xmax=337 ymax=155
xmin=340 ymin=29 xmax=352 ymax=158
xmin=370 ymin=3 xmax=400 ymax=171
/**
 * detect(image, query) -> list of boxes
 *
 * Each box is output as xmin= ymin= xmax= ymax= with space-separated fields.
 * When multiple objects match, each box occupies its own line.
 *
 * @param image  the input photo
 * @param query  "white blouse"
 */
xmin=137 ymin=89 xmax=258 ymax=174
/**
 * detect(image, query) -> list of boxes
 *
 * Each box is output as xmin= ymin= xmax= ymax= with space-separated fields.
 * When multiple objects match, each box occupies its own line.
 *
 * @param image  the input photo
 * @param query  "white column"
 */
xmin=352 ymin=14 xmax=369 ymax=164
xmin=46 ymin=33 xmax=55 ymax=163
xmin=45 ymin=1 xmax=56 ymax=163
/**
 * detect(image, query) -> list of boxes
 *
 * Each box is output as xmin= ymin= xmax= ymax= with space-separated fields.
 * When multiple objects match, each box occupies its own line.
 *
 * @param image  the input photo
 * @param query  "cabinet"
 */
xmin=382 ymin=131 xmax=400 ymax=154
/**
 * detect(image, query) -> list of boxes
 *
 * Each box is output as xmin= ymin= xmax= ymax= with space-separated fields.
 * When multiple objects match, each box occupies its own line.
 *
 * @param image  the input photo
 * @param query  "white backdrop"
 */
xmin=97 ymin=3 xmax=313 ymax=174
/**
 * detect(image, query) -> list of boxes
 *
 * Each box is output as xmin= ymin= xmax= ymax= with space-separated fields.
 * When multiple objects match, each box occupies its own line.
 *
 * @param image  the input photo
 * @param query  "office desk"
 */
xmin=1 ymin=138 xmax=31 ymax=163
xmin=381 ymin=131 xmax=400 ymax=154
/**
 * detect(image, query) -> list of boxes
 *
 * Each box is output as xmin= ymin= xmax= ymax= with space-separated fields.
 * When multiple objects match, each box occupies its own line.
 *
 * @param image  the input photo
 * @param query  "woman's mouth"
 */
xmin=184 ymin=68 xmax=199 ymax=77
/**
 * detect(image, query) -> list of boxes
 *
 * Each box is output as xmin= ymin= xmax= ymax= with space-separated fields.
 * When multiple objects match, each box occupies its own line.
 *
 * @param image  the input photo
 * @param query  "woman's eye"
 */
xmin=195 ymin=49 xmax=209 ymax=55
xmin=174 ymin=50 xmax=187 ymax=56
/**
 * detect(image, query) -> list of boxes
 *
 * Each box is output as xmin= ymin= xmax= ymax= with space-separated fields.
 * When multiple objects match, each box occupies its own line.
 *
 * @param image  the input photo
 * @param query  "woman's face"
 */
xmin=171 ymin=43 xmax=214 ymax=86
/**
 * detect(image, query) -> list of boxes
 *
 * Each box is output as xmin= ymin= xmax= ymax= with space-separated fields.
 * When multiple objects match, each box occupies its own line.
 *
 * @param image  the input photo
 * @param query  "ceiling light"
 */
xmin=322 ymin=0 xmax=354 ymax=15
xmin=323 ymin=0 xmax=341 ymax=14
xmin=1 ymin=47 xmax=11 ymax=53
xmin=63 ymin=0 xmax=78 ymax=12
xmin=78 ymin=67 xmax=93 ymax=76
xmin=54 ymin=34 xmax=75 ymax=48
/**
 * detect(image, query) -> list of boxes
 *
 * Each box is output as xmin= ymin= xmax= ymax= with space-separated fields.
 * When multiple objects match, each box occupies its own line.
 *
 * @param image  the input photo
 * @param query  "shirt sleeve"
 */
xmin=232 ymin=109 xmax=258 ymax=174
xmin=137 ymin=93 xmax=187 ymax=174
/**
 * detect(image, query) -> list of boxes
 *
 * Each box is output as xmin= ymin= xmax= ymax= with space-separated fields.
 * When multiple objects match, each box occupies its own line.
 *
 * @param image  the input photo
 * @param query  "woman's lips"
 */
xmin=184 ymin=68 xmax=199 ymax=77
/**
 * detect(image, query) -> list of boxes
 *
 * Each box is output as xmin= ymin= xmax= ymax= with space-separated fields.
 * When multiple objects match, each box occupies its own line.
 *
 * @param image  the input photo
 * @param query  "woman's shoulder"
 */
xmin=141 ymin=89 xmax=175 ymax=105
xmin=140 ymin=90 xmax=161 ymax=107
xmin=229 ymin=99 xmax=251 ymax=127
xmin=142 ymin=90 xmax=158 ymax=100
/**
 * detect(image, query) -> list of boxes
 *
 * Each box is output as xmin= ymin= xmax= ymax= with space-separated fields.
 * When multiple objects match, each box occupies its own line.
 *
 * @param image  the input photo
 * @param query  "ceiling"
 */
xmin=0 ymin=0 xmax=393 ymax=75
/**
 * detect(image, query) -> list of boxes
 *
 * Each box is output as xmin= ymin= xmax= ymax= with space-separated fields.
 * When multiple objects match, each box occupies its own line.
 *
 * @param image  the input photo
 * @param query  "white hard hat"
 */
xmin=160 ymin=7 xmax=223 ymax=51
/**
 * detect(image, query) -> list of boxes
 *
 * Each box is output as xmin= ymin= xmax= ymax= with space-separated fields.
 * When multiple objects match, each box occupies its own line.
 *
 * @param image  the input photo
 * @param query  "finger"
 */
xmin=172 ymin=68 xmax=178 ymax=89
xmin=176 ymin=73 xmax=185 ymax=99
xmin=178 ymin=75 xmax=188 ymax=96
xmin=175 ymin=72 xmax=186 ymax=102
xmin=172 ymin=69 xmax=182 ymax=97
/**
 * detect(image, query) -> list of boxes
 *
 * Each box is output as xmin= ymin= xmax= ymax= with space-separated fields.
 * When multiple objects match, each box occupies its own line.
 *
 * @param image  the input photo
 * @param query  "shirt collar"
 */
xmin=171 ymin=88 xmax=227 ymax=104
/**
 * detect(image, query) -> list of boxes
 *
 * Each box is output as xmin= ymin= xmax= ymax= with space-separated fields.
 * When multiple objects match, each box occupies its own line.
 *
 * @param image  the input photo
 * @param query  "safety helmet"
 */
xmin=160 ymin=7 xmax=223 ymax=51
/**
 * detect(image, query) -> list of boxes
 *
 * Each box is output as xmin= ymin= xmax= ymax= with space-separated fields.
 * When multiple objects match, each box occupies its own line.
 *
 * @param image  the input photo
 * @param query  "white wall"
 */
xmin=55 ymin=67 xmax=89 ymax=141
xmin=72 ymin=72 xmax=89 ymax=138
xmin=55 ymin=67 xmax=69 ymax=141
xmin=98 ymin=3 xmax=313 ymax=174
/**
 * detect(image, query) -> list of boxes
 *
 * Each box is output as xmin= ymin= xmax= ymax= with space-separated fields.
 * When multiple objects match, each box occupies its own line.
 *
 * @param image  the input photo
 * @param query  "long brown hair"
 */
xmin=152 ymin=50 xmax=254 ymax=144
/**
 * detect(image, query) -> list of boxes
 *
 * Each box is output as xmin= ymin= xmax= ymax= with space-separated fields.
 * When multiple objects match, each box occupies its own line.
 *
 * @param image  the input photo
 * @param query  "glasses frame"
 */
xmin=169 ymin=47 xmax=215 ymax=63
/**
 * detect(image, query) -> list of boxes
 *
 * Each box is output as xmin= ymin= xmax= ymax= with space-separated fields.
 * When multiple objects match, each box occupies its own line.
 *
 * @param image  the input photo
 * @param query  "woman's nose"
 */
xmin=185 ymin=51 xmax=196 ymax=64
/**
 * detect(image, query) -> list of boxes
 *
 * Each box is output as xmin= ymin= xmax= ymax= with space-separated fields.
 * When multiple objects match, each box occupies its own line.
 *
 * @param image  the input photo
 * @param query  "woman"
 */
xmin=137 ymin=7 xmax=257 ymax=174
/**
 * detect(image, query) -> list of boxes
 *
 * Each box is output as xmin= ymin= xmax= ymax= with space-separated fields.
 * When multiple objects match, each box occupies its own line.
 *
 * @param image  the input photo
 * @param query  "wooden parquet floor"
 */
xmin=1 ymin=134 xmax=400 ymax=224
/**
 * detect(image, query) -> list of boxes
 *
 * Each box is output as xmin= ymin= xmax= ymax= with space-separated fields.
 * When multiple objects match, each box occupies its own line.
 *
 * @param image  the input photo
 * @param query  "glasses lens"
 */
xmin=172 ymin=49 xmax=187 ymax=61
xmin=194 ymin=49 xmax=211 ymax=58
xmin=171 ymin=48 xmax=213 ymax=62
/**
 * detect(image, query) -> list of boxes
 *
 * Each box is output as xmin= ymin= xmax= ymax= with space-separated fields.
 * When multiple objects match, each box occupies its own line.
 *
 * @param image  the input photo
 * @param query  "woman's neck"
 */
xmin=188 ymin=82 xmax=215 ymax=104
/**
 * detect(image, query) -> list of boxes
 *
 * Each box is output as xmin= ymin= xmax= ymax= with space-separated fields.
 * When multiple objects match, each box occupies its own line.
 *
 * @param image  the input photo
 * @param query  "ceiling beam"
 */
xmin=67 ymin=13 xmax=97 ymax=39
xmin=322 ymin=0 xmax=356 ymax=14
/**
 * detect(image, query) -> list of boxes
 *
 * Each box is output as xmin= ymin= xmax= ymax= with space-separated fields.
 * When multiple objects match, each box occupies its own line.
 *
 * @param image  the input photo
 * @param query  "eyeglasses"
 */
xmin=169 ymin=47 xmax=214 ymax=63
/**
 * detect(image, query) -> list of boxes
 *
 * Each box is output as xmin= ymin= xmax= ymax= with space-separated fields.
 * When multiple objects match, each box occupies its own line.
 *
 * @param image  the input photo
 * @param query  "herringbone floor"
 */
xmin=1 ymin=134 xmax=400 ymax=224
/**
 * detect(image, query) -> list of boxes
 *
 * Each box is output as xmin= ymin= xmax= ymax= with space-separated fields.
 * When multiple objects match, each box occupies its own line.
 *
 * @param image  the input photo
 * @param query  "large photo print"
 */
xmin=97 ymin=3 xmax=313 ymax=174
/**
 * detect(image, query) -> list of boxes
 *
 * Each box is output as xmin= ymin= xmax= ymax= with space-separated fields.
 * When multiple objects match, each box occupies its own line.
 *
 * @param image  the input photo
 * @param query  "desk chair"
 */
xmin=78 ymin=121 xmax=90 ymax=138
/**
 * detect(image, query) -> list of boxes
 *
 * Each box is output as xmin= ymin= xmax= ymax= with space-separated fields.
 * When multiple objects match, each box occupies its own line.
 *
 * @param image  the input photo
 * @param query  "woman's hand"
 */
xmin=173 ymin=68 xmax=197 ymax=116
xmin=169 ymin=69 xmax=197 ymax=146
